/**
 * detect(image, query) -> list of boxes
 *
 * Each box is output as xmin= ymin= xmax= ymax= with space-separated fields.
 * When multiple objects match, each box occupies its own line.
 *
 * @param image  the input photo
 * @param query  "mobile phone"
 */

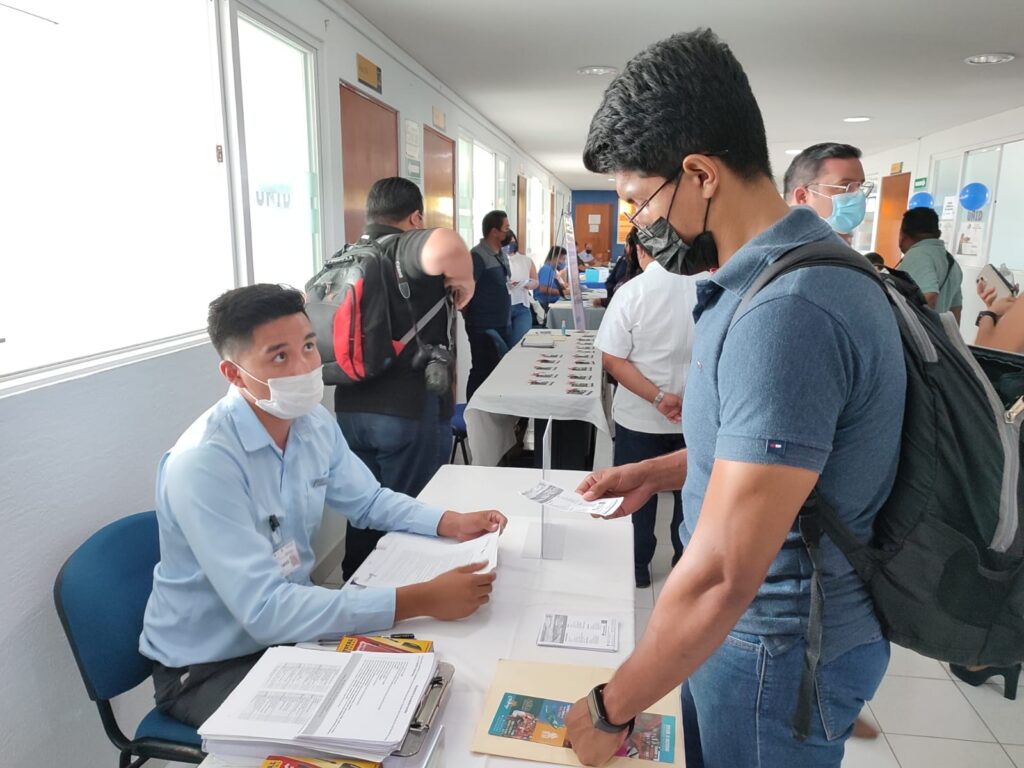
xmin=977 ymin=264 xmax=1018 ymax=300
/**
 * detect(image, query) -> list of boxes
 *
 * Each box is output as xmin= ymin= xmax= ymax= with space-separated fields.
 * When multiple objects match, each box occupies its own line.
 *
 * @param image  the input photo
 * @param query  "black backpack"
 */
xmin=305 ymin=234 xmax=446 ymax=386
xmin=732 ymin=241 xmax=1024 ymax=740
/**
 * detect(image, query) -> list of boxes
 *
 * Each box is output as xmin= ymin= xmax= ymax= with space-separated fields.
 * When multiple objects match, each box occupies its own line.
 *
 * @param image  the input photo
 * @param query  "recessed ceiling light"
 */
xmin=965 ymin=52 xmax=1015 ymax=65
xmin=607 ymin=177 xmax=615 ymax=181
xmin=576 ymin=65 xmax=618 ymax=76
xmin=784 ymin=149 xmax=802 ymax=155
xmin=843 ymin=116 xmax=872 ymax=123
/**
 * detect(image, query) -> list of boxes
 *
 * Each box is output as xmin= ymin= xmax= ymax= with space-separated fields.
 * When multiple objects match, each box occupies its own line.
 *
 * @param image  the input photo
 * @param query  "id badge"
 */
xmin=273 ymin=540 xmax=302 ymax=578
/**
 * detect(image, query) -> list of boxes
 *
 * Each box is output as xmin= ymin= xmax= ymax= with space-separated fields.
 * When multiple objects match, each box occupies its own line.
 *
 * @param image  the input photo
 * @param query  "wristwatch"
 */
xmin=976 ymin=310 xmax=999 ymax=327
xmin=586 ymin=684 xmax=636 ymax=735
xmin=652 ymin=390 xmax=666 ymax=407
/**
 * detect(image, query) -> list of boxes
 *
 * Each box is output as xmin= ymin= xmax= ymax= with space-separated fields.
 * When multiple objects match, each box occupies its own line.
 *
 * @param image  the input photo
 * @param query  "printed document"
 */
xmin=351 ymin=530 xmax=500 ymax=588
xmin=537 ymin=614 xmax=619 ymax=652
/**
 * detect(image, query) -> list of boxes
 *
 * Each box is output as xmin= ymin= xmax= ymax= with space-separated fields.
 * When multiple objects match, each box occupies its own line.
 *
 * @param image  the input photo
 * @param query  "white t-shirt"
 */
xmin=595 ymin=261 xmax=699 ymax=435
xmin=508 ymin=252 xmax=534 ymax=307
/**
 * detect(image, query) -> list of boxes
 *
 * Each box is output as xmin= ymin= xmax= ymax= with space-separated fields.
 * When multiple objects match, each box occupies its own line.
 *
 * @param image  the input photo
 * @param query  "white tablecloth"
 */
xmin=544 ymin=302 xmax=607 ymax=331
xmin=465 ymin=330 xmax=611 ymax=466
xmin=201 ymin=465 xmax=636 ymax=768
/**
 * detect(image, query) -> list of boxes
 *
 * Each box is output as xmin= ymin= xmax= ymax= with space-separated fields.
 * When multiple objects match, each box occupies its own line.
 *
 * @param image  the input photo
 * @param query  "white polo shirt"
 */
xmin=595 ymin=261 xmax=699 ymax=435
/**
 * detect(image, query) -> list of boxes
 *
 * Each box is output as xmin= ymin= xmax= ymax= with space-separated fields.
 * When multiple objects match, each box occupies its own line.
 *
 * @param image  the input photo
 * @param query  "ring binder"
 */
xmin=393 ymin=662 xmax=454 ymax=758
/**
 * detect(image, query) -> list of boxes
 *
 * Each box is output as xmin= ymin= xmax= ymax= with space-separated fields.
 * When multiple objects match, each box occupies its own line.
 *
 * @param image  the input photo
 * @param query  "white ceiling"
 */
xmin=345 ymin=0 xmax=1024 ymax=191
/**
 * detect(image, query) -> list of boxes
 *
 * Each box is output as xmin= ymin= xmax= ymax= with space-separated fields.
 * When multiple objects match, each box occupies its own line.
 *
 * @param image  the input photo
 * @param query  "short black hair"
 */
xmin=482 ymin=210 xmax=508 ymax=238
xmin=207 ymin=283 xmax=307 ymax=359
xmin=366 ymin=177 xmax=423 ymax=224
xmin=583 ymin=29 xmax=772 ymax=181
xmin=545 ymin=245 xmax=567 ymax=264
xmin=782 ymin=143 xmax=862 ymax=197
xmin=901 ymin=207 xmax=941 ymax=239
xmin=864 ymin=251 xmax=885 ymax=269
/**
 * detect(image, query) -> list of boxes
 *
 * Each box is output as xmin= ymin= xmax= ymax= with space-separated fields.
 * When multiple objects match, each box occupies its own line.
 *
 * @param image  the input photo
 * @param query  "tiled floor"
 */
xmin=634 ymin=495 xmax=1024 ymax=767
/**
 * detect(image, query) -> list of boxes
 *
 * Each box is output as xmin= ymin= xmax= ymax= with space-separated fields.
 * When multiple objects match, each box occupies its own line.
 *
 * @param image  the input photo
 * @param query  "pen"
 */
xmin=390 ymin=633 xmax=416 ymax=639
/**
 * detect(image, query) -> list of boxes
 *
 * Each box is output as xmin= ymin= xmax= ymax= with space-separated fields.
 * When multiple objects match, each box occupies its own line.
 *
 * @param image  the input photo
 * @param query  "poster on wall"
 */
xmin=957 ymin=221 xmax=985 ymax=257
xmin=617 ymin=202 xmax=634 ymax=244
xmin=941 ymin=196 xmax=957 ymax=221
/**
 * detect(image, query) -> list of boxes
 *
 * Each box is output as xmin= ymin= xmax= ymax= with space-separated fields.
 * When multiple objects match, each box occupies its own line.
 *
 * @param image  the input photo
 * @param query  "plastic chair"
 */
xmin=54 ymin=511 xmax=205 ymax=767
xmin=450 ymin=403 xmax=470 ymax=464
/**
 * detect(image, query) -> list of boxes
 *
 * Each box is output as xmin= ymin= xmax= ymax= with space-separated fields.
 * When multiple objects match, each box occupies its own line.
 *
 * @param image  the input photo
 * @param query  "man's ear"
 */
xmin=220 ymin=359 xmax=244 ymax=388
xmin=791 ymin=186 xmax=810 ymax=206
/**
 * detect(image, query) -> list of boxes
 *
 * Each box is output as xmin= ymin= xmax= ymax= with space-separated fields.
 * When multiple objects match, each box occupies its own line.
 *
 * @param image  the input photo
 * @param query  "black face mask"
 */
xmin=501 ymin=231 xmax=513 ymax=247
xmin=636 ymin=198 xmax=718 ymax=276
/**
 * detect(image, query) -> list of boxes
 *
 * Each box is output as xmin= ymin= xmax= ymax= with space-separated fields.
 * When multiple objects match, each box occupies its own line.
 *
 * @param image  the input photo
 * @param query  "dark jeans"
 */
xmin=466 ymin=326 xmax=508 ymax=401
xmin=336 ymin=394 xmax=451 ymax=580
xmin=153 ymin=651 xmax=264 ymax=727
xmin=506 ymin=304 xmax=533 ymax=346
xmin=613 ymin=422 xmax=685 ymax=572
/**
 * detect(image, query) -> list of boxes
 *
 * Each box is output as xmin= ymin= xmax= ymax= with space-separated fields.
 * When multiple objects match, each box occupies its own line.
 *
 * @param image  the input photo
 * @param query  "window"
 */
xmin=953 ymin=146 xmax=1002 ymax=264
xmin=471 ymin=143 xmax=496 ymax=243
xmin=237 ymin=14 xmax=321 ymax=290
xmin=931 ymin=155 xmax=962 ymax=245
xmin=456 ymin=137 xmax=474 ymax=246
xmin=850 ymin=176 xmax=878 ymax=253
xmin=495 ymin=156 xmax=509 ymax=220
xmin=988 ymin=139 xmax=1024 ymax=271
xmin=0 ymin=0 xmax=233 ymax=377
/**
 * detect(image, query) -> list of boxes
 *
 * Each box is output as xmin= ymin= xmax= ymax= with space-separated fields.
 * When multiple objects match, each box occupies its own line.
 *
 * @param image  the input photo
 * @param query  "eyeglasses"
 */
xmin=806 ymin=180 xmax=876 ymax=199
xmin=626 ymin=170 xmax=682 ymax=229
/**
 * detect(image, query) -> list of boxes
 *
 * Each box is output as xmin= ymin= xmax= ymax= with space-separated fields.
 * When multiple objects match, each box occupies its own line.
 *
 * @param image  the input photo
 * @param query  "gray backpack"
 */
xmin=733 ymin=241 xmax=1024 ymax=740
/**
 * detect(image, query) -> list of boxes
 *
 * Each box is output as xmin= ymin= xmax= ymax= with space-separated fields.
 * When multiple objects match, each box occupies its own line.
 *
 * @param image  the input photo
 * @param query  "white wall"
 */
xmin=860 ymin=106 xmax=1024 ymax=338
xmin=0 ymin=343 xmax=225 ymax=765
xmin=0 ymin=1 xmax=570 ymax=764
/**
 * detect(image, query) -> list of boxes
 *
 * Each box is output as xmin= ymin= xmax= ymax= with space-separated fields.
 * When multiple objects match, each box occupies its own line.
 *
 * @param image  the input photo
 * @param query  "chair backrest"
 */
xmin=485 ymin=328 xmax=510 ymax=358
xmin=54 ymin=511 xmax=160 ymax=702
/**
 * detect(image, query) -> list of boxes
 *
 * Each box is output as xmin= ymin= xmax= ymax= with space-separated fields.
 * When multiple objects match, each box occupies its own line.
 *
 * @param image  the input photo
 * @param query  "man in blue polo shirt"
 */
xmin=562 ymin=30 xmax=904 ymax=768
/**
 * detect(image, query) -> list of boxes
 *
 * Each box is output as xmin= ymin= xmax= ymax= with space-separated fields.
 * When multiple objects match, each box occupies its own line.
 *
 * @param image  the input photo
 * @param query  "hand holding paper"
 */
xmin=521 ymin=481 xmax=624 ymax=518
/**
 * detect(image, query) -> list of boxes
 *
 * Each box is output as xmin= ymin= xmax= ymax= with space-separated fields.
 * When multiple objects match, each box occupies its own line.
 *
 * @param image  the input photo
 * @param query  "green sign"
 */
xmin=914 ymin=177 xmax=928 ymax=190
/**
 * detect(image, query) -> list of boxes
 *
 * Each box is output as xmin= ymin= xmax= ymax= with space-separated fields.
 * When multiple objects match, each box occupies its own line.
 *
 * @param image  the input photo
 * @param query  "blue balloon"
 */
xmin=908 ymin=192 xmax=935 ymax=210
xmin=960 ymin=182 xmax=990 ymax=211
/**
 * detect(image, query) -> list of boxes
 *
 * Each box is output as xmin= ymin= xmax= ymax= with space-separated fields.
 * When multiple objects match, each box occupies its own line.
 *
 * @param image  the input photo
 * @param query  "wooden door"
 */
xmin=874 ymin=172 xmax=912 ymax=266
xmin=573 ymin=203 xmax=613 ymax=262
xmin=516 ymin=174 xmax=528 ymax=250
xmin=422 ymin=127 xmax=455 ymax=230
xmin=339 ymin=83 xmax=398 ymax=242
xmin=549 ymin=192 xmax=556 ymax=246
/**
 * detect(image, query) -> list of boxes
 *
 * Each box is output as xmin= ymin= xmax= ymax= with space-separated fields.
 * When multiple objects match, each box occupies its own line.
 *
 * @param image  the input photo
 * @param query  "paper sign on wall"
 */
xmin=941 ymin=196 xmax=957 ymax=220
xmin=589 ymin=224 xmax=599 ymax=232
xmin=356 ymin=53 xmax=382 ymax=94
xmin=432 ymin=107 xmax=446 ymax=131
xmin=404 ymin=120 xmax=421 ymax=156
xmin=588 ymin=214 xmax=601 ymax=225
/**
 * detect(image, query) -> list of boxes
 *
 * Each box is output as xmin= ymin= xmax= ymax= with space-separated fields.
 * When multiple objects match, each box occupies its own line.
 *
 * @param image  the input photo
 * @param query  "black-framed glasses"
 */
xmin=625 ymin=170 xmax=681 ymax=229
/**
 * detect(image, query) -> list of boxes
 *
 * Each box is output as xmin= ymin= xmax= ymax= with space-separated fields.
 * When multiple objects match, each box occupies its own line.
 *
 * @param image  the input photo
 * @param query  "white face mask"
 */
xmin=234 ymin=364 xmax=324 ymax=420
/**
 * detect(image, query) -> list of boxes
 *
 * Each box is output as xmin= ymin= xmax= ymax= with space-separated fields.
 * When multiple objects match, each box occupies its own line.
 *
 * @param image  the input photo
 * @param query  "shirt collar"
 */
xmin=365 ymin=223 xmax=404 ymax=239
xmin=907 ymin=237 xmax=944 ymax=252
xmin=477 ymin=239 xmax=499 ymax=257
xmin=225 ymin=385 xmax=314 ymax=453
xmin=711 ymin=206 xmax=837 ymax=297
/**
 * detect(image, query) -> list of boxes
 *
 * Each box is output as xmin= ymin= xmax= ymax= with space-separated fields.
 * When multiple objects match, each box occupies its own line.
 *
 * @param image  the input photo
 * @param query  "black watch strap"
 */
xmin=977 ymin=310 xmax=999 ymax=327
xmin=586 ymin=684 xmax=636 ymax=735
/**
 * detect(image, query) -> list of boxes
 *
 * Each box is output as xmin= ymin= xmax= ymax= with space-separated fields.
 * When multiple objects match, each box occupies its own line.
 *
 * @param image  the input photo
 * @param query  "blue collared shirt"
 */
xmin=140 ymin=387 xmax=445 ymax=668
xmin=681 ymin=207 xmax=905 ymax=662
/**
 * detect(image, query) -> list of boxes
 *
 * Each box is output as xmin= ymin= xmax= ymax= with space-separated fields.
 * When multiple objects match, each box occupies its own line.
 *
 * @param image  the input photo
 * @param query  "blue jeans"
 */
xmin=684 ymin=633 xmax=890 ymax=768
xmin=613 ymin=423 xmax=685 ymax=572
xmin=506 ymin=304 xmax=533 ymax=347
xmin=336 ymin=394 xmax=451 ymax=579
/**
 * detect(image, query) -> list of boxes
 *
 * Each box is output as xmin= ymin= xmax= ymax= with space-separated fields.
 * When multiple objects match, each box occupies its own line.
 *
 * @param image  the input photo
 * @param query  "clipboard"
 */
xmin=392 ymin=661 xmax=454 ymax=758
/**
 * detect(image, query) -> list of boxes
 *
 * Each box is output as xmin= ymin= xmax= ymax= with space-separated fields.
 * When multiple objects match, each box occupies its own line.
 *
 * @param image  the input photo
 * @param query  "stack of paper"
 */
xmin=350 ymin=531 xmax=499 ymax=589
xmin=200 ymin=647 xmax=437 ymax=763
xmin=520 ymin=481 xmax=623 ymax=518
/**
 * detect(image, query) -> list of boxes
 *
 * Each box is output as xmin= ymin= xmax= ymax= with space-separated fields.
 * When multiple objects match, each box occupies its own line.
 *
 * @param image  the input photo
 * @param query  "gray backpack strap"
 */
xmin=730 ymin=241 xmax=876 ymax=330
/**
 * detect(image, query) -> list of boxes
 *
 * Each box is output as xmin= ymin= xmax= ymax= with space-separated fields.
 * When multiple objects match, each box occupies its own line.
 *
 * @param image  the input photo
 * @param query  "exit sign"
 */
xmin=914 ymin=177 xmax=928 ymax=190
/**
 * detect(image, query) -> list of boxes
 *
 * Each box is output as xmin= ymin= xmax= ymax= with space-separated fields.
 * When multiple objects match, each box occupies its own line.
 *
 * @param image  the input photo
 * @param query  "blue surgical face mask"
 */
xmin=824 ymin=191 xmax=867 ymax=234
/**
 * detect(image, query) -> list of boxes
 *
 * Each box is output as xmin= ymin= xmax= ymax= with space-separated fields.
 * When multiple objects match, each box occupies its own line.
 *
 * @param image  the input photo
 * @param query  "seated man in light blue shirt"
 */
xmin=140 ymin=283 xmax=506 ymax=727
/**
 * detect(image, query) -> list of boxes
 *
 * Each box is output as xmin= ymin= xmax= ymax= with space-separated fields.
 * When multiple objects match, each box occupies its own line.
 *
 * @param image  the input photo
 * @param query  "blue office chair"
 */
xmin=53 ymin=511 xmax=205 ymax=767
xmin=450 ymin=403 xmax=470 ymax=464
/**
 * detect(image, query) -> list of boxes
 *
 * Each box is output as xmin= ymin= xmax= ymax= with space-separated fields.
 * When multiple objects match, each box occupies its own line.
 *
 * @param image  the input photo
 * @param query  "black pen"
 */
xmin=390 ymin=633 xmax=415 ymax=639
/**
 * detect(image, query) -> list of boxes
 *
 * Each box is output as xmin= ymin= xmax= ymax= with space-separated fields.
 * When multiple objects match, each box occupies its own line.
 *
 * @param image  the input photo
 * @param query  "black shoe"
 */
xmin=950 ymin=663 xmax=1020 ymax=700
xmin=635 ymin=566 xmax=652 ymax=589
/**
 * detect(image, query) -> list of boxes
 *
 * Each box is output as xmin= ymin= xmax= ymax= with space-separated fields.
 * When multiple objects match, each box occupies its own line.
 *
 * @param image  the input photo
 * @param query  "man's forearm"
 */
xmin=603 ymin=355 xmax=659 ymax=403
xmin=600 ymin=559 xmax=750 ymax=724
xmin=640 ymin=449 xmax=687 ymax=493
